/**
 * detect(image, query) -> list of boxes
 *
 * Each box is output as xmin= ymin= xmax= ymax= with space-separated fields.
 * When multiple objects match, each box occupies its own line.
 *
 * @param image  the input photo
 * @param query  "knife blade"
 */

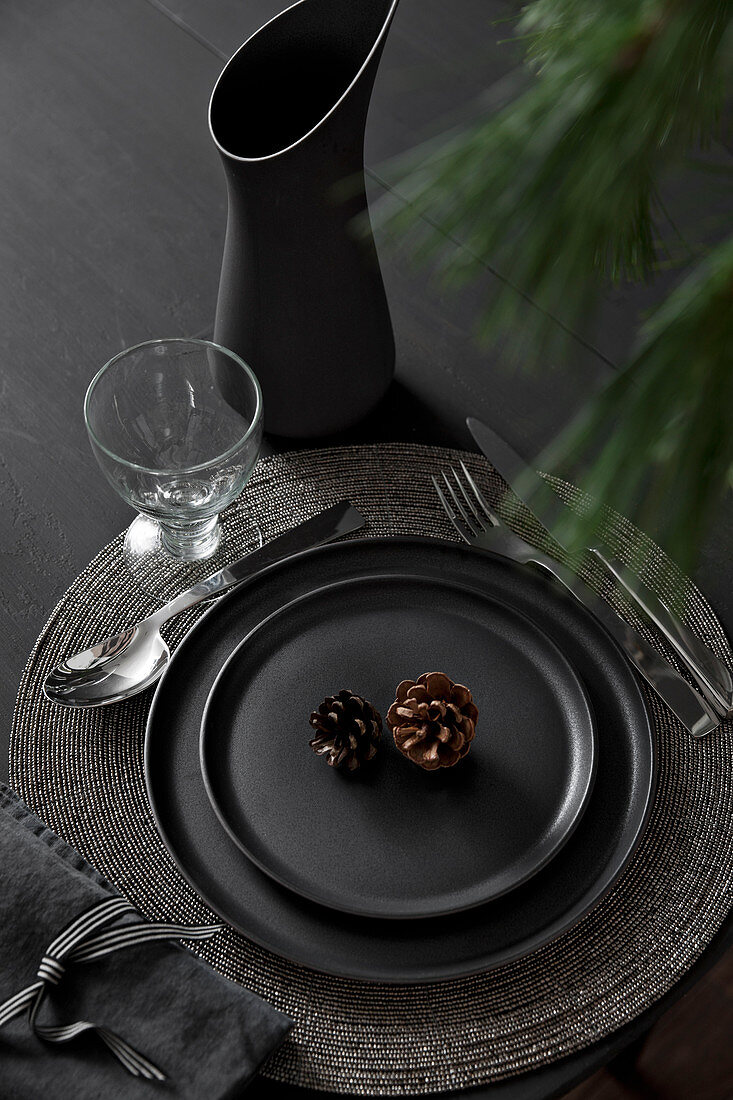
xmin=467 ymin=416 xmax=733 ymax=719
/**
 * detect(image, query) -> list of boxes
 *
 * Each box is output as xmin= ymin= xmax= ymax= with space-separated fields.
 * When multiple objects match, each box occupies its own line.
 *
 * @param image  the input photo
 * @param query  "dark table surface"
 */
xmin=1 ymin=1 xmax=731 ymax=1097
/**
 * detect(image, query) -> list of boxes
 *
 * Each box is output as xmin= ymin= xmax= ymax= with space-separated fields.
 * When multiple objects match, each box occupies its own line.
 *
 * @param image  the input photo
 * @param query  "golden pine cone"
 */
xmin=386 ymin=672 xmax=478 ymax=771
xmin=309 ymin=690 xmax=382 ymax=772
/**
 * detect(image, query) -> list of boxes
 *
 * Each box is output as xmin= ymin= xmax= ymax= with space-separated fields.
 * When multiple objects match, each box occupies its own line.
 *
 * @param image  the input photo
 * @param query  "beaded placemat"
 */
xmin=10 ymin=444 xmax=733 ymax=1095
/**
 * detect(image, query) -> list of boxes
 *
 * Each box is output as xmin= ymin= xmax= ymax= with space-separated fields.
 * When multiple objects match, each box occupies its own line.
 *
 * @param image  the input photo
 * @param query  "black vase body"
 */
xmin=209 ymin=0 xmax=399 ymax=438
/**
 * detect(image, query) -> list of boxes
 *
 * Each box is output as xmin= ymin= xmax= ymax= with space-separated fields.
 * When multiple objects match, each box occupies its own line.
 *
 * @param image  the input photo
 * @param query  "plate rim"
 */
xmin=145 ymin=535 xmax=657 ymax=983
xmin=199 ymin=568 xmax=598 ymax=920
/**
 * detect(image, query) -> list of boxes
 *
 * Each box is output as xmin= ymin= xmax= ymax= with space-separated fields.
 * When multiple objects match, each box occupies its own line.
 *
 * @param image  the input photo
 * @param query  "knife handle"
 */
xmin=530 ymin=557 xmax=720 ymax=739
xmin=592 ymin=550 xmax=733 ymax=719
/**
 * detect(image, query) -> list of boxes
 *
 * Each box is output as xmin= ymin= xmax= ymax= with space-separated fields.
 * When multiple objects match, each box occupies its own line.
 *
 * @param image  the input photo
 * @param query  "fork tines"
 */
xmin=432 ymin=462 xmax=498 ymax=543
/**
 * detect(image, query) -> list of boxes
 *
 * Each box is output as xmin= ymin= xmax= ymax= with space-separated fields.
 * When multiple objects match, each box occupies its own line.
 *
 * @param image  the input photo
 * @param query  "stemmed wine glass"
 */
xmin=85 ymin=338 xmax=263 ymax=589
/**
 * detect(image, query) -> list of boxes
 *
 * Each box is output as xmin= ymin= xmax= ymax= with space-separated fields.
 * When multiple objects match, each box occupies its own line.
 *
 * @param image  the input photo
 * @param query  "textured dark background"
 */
xmin=1 ymin=1 xmax=731 ymax=1097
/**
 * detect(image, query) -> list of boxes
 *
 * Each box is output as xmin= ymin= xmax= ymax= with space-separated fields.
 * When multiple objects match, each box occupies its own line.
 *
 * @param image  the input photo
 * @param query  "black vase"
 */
xmin=209 ymin=0 xmax=399 ymax=439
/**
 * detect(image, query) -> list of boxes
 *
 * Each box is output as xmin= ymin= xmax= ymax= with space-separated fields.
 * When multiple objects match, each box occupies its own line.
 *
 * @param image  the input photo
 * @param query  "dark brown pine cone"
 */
xmin=309 ymin=690 xmax=382 ymax=772
xmin=387 ymin=672 xmax=478 ymax=771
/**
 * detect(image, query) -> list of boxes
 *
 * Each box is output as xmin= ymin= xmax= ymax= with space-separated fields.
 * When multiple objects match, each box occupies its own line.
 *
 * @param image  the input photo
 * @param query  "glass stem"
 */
xmin=159 ymin=515 xmax=221 ymax=561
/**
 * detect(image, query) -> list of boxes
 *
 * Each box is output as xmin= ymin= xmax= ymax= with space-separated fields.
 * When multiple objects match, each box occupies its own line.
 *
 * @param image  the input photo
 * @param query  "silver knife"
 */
xmin=467 ymin=416 xmax=732 ymax=721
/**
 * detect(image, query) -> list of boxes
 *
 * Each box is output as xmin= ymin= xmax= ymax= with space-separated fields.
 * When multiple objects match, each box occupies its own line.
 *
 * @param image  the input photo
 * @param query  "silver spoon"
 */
xmin=43 ymin=501 xmax=365 ymax=708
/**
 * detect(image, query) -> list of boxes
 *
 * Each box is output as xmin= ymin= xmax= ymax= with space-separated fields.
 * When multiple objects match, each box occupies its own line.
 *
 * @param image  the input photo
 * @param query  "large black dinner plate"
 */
xmin=146 ymin=537 xmax=655 ymax=983
xmin=201 ymin=572 xmax=596 ymax=919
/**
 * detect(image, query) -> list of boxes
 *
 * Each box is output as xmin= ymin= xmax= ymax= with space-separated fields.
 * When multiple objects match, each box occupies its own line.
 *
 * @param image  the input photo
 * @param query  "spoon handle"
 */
xmin=154 ymin=501 xmax=365 ymax=624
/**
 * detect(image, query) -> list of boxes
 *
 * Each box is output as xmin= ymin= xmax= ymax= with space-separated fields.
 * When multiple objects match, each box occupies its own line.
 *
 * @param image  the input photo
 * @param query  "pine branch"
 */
xmin=535 ymin=234 xmax=733 ymax=574
xmin=377 ymin=0 xmax=730 ymax=353
xmin=375 ymin=0 xmax=733 ymax=568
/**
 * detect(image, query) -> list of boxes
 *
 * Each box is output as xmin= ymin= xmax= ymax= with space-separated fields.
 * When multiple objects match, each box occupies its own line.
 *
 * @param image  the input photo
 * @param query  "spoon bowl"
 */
xmin=44 ymin=624 xmax=171 ymax=708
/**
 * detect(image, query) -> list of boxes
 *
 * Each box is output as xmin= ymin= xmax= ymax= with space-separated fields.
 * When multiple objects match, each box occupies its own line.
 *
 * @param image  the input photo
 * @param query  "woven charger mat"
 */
xmin=10 ymin=444 xmax=733 ymax=1096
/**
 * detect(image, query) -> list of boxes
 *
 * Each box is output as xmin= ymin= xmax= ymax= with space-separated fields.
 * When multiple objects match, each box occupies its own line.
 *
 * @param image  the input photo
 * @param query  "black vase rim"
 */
xmin=208 ymin=0 xmax=400 ymax=164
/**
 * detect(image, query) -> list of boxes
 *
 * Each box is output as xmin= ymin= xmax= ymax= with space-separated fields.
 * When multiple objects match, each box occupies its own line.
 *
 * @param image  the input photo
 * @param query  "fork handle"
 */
xmin=528 ymin=557 xmax=720 ymax=739
xmin=591 ymin=549 xmax=733 ymax=718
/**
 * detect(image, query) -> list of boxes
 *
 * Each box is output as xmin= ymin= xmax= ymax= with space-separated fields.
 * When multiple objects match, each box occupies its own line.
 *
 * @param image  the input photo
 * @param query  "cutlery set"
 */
xmin=433 ymin=461 xmax=721 ymax=740
xmin=465 ymin=418 xmax=732 ymax=734
xmin=45 ymin=420 xmax=730 ymax=743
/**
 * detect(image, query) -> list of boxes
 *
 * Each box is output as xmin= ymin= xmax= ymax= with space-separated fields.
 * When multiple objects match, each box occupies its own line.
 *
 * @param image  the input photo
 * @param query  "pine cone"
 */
xmin=309 ymin=691 xmax=382 ymax=772
xmin=387 ymin=672 xmax=478 ymax=771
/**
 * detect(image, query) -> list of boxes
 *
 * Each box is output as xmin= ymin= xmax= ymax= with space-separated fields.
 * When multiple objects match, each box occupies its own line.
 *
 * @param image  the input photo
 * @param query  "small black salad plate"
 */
xmin=200 ymin=572 xmax=596 ymax=919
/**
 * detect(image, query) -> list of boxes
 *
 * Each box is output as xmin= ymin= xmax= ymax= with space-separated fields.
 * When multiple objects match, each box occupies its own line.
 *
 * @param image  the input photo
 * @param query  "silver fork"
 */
xmin=432 ymin=463 xmax=719 ymax=739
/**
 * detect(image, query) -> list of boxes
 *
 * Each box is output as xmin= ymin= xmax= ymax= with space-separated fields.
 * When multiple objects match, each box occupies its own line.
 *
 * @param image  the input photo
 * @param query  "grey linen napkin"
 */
xmin=0 ymin=783 xmax=293 ymax=1098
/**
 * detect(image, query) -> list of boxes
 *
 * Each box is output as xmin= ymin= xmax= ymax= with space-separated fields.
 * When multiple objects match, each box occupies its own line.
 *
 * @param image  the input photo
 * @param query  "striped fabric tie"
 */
xmin=0 ymin=896 xmax=222 ymax=1081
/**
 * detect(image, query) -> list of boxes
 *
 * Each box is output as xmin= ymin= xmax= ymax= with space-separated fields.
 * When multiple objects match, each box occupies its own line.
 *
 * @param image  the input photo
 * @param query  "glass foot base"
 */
xmin=123 ymin=513 xmax=262 ymax=600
